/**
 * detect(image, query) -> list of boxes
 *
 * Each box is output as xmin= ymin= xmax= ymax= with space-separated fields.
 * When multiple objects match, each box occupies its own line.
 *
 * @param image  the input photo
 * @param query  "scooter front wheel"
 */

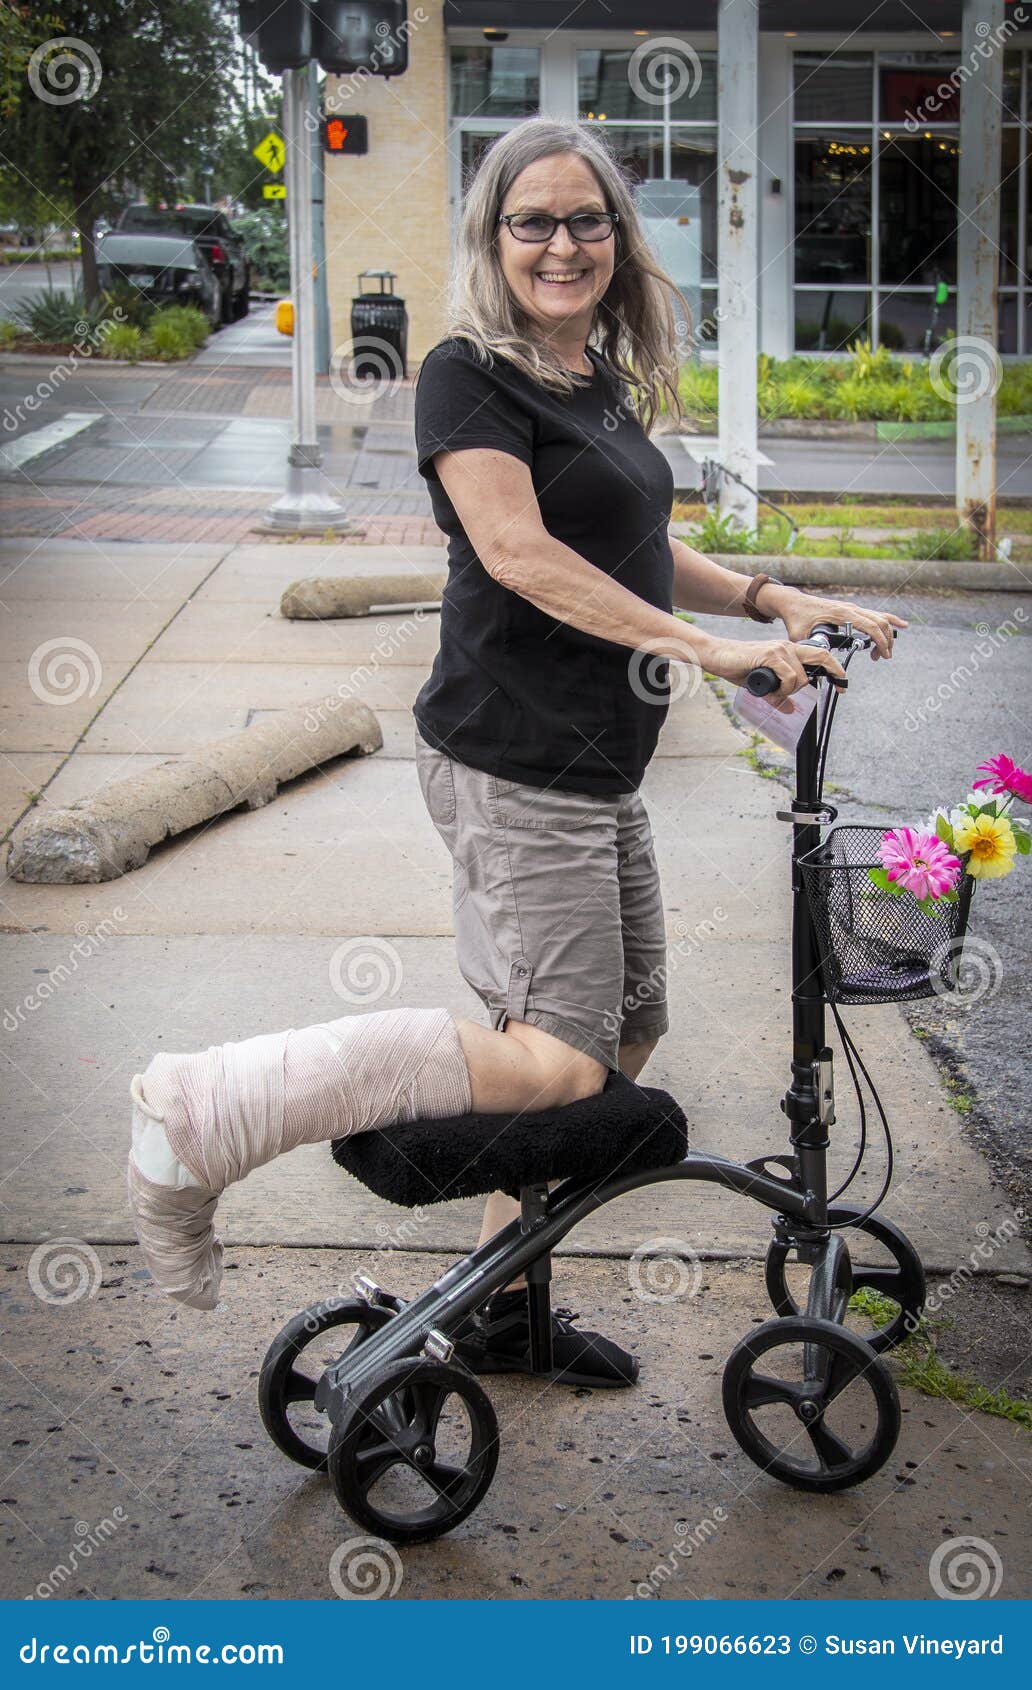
xmin=722 ymin=1316 xmax=900 ymax=1492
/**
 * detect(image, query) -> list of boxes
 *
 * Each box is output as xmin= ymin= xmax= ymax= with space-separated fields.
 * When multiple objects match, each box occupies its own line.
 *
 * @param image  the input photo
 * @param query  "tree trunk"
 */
xmin=76 ymin=205 xmax=99 ymax=303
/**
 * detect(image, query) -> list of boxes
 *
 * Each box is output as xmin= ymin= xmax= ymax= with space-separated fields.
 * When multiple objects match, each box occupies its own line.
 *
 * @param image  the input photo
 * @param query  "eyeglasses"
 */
xmin=498 ymin=211 xmax=619 ymax=244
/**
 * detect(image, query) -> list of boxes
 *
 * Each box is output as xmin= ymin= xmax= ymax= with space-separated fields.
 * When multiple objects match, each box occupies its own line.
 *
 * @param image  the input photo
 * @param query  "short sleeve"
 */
xmin=414 ymin=341 xmax=535 ymax=483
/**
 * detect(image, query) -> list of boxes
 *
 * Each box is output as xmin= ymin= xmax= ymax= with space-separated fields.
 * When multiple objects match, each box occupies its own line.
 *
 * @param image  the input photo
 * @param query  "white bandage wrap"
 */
xmin=127 ymin=1006 xmax=471 ymax=1309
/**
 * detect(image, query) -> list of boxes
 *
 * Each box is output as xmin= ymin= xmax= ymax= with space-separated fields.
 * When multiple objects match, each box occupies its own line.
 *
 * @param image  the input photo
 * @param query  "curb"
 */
xmin=705 ymin=553 xmax=1029 ymax=592
xmin=664 ymin=415 xmax=1032 ymax=442
xmin=6 ymin=696 xmax=381 ymax=884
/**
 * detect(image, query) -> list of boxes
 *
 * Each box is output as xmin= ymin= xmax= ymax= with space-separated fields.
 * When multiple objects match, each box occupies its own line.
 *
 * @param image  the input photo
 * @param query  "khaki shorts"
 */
xmin=415 ymin=726 xmax=669 ymax=1071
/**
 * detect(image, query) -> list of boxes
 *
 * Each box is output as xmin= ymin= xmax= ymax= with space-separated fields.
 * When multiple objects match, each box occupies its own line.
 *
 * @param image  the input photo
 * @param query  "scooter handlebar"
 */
xmin=744 ymin=622 xmax=866 ymax=697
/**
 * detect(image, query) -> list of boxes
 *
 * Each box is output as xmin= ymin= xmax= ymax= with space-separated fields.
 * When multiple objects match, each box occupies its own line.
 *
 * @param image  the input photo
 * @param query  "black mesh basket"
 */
xmin=798 ymin=825 xmax=975 ymax=1005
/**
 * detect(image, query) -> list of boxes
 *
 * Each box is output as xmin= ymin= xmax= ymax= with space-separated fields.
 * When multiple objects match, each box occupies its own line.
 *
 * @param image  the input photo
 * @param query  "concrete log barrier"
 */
xmin=7 ymin=697 xmax=382 ymax=885
xmin=281 ymin=573 xmax=447 ymax=619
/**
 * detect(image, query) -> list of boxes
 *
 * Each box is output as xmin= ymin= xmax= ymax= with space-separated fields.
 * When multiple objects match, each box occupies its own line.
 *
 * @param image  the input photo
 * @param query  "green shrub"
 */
xmin=101 ymin=322 xmax=144 ymax=362
xmin=0 ymin=317 xmax=19 ymax=349
xmin=9 ymin=285 xmax=106 ymax=342
xmin=688 ymin=510 xmax=762 ymax=555
xmin=904 ymin=526 xmax=979 ymax=562
xmin=143 ymin=318 xmax=194 ymax=360
xmin=148 ymin=304 xmax=210 ymax=349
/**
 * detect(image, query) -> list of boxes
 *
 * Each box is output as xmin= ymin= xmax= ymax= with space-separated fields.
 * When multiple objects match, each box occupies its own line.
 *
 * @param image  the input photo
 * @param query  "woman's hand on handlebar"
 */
xmin=777 ymin=589 xmax=908 ymax=660
xmin=701 ymin=636 xmax=847 ymax=714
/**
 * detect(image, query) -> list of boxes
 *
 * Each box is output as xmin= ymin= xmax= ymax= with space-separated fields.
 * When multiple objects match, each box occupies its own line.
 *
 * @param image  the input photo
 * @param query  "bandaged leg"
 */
xmin=127 ymin=1006 xmax=472 ymax=1310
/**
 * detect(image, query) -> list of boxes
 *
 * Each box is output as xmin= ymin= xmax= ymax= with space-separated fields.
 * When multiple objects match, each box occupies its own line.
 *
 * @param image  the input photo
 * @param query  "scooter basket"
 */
xmin=799 ymin=825 xmax=975 ymax=1005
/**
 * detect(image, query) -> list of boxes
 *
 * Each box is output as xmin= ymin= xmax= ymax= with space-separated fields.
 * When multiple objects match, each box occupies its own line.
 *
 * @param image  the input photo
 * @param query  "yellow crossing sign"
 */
xmin=263 ymin=183 xmax=286 ymax=200
xmin=253 ymin=131 xmax=285 ymax=173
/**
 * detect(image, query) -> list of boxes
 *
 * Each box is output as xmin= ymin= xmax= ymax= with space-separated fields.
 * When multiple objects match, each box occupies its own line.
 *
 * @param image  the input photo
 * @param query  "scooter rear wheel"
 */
xmin=328 ymin=1356 xmax=499 ymax=1544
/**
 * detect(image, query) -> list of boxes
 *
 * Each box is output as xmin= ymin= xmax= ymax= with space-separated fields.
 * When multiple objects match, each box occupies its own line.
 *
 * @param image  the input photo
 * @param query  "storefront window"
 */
xmin=669 ymin=132 xmax=717 ymax=283
xmin=877 ymin=290 xmax=956 ymax=352
xmin=793 ymin=53 xmax=872 ymax=123
xmin=879 ymin=56 xmax=960 ymax=125
xmin=578 ymin=47 xmax=715 ymax=124
xmin=878 ymin=133 xmax=958 ymax=287
xmin=450 ymin=46 xmax=539 ymax=118
xmin=794 ymin=136 xmax=871 ymax=285
xmin=795 ymin=291 xmax=872 ymax=353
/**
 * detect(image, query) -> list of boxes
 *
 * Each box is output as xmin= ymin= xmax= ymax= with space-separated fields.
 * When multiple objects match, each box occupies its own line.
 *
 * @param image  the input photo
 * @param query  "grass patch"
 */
xmin=847 ymin=1288 xmax=1032 ymax=1430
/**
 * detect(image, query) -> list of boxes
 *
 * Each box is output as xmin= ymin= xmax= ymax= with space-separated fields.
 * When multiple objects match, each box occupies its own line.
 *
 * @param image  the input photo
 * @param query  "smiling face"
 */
xmin=496 ymin=152 xmax=616 ymax=352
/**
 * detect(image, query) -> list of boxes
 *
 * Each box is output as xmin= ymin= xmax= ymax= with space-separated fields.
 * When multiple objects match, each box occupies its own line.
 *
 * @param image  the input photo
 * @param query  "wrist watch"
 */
xmin=743 ymin=573 xmax=786 ymax=624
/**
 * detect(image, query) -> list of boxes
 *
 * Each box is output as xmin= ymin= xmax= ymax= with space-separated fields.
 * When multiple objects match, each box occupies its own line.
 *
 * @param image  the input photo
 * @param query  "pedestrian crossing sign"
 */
xmin=263 ymin=183 xmax=287 ymax=200
xmin=253 ymin=131 xmax=285 ymax=173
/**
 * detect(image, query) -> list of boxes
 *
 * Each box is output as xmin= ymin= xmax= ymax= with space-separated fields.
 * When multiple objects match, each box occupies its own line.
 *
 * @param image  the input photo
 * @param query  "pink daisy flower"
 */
xmin=973 ymin=754 xmax=1032 ymax=805
xmin=879 ymin=826 xmax=961 ymax=900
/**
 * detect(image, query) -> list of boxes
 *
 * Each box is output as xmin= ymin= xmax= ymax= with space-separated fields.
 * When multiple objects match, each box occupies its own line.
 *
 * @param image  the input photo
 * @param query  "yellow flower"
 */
xmin=953 ymin=811 xmax=1017 ymax=879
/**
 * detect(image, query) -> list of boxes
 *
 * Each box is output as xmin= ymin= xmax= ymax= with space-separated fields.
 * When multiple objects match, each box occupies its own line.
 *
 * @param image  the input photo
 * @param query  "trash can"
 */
xmin=350 ymin=270 xmax=408 ymax=379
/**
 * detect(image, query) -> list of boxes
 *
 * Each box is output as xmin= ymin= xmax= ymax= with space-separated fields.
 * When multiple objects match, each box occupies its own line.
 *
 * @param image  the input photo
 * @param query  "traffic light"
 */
xmin=322 ymin=115 xmax=368 ymax=155
xmin=313 ymin=2 xmax=409 ymax=77
xmin=238 ymin=1 xmax=312 ymax=73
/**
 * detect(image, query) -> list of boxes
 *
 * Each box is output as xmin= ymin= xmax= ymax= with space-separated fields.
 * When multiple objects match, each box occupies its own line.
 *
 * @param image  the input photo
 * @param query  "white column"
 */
xmin=717 ymin=0 xmax=759 ymax=531
xmin=955 ymin=0 xmax=1005 ymax=558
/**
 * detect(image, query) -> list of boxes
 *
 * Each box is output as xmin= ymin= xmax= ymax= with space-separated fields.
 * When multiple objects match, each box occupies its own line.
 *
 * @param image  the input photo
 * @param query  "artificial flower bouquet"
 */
xmin=869 ymin=754 xmax=1031 ymax=916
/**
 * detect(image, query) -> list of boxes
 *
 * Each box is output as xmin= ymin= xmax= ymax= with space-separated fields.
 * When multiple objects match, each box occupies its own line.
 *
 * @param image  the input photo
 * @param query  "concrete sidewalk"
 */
xmin=0 ymin=535 xmax=1029 ymax=1600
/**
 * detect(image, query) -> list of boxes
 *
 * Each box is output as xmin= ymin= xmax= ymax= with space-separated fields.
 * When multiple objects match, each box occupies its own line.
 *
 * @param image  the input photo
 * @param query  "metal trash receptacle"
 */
xmin=350 ymin=269 xmax=408 ymax=379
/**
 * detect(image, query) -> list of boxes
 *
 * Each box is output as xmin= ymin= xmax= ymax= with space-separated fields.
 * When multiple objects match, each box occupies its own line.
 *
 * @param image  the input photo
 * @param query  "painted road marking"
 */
xmin=0 ymin=411 xmax=102 ymax=472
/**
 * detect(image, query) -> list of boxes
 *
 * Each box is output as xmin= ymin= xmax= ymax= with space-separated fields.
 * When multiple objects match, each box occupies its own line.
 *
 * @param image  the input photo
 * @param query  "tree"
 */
xmin=0 ymin=2 xmax=238 ymax=297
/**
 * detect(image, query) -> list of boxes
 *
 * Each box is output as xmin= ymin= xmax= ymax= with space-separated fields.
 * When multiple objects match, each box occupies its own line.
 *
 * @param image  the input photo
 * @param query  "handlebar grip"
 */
xmin=745 ymin=667 xmax=780 ymax=697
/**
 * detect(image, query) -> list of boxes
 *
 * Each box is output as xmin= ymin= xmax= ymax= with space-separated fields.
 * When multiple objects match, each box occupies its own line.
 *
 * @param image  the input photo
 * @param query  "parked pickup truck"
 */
xmin=95 ymin=233 xmax=224 ymax=326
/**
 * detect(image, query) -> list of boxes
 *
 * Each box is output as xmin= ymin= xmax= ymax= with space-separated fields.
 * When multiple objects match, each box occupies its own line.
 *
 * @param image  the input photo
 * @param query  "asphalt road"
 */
xmin=696 ymin=589 xmax=1032 ymax=1202
xmin=0 ymin=260 xmax=78 ymax=315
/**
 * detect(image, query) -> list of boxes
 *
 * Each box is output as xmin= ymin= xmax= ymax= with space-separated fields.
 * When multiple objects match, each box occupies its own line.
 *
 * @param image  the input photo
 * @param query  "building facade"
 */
xmin=322 ymin=2 xmax=1032 ymax=365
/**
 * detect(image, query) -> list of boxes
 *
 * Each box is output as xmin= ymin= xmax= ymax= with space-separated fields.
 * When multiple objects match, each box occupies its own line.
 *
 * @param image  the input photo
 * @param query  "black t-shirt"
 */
xmin=413 ymin=335 xmax=675 ymax=795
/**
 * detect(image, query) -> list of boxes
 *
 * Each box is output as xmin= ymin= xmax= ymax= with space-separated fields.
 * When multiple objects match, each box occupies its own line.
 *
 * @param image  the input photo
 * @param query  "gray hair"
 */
xmin=444 ymin=118 xmax=686 ymax=433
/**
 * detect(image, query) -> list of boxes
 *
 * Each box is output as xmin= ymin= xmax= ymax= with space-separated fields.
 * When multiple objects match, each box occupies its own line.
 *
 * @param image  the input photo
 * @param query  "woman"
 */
xmin=126 ymin=118 xmax=903 ymax=1388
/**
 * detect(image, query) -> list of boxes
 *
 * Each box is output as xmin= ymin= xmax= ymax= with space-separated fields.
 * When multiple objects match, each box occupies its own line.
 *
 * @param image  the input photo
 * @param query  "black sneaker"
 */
xmin=453 ymin=1288 xmax=639 ymax=1388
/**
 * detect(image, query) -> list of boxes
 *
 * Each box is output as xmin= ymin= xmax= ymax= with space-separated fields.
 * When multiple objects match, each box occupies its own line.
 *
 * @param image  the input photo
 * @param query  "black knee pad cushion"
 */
xmin=330 ymin=1068 xmax=688 ymax=1208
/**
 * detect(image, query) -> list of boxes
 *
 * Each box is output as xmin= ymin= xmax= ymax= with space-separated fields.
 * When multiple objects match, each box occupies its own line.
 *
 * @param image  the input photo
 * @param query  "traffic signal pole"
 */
xmin=264 ymin=65 xmax=352 ymax=533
